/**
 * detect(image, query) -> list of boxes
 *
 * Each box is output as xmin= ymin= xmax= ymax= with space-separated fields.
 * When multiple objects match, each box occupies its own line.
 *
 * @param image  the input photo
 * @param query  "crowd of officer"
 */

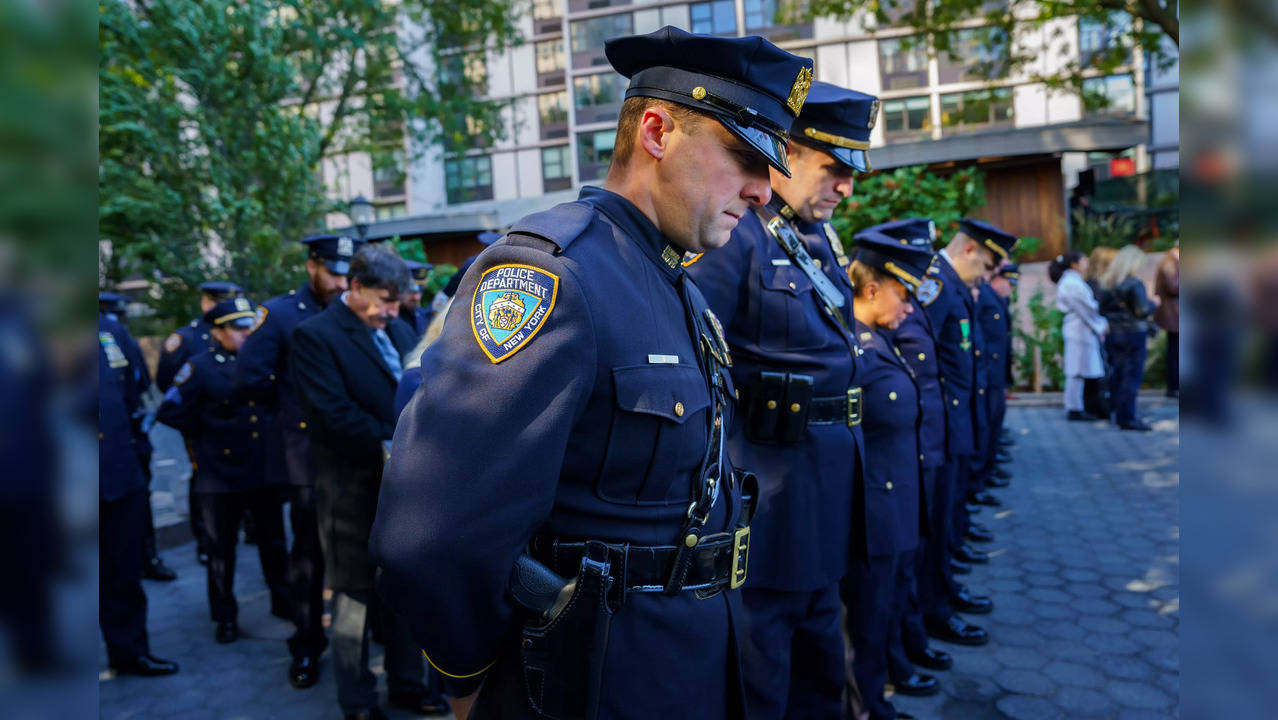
xmin=99 ymin=24 xmax=1031 ymax=720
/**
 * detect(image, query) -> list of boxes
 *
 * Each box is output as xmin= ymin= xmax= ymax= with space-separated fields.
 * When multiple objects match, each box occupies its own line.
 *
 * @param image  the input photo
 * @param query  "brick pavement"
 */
xmin=100 ymin=401 xmax=1179 ymax=719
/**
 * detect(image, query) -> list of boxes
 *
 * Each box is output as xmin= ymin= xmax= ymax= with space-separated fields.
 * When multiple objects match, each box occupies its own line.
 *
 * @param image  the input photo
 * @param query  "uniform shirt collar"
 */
xmin=580 ymin=185 xmax=685 ymax=280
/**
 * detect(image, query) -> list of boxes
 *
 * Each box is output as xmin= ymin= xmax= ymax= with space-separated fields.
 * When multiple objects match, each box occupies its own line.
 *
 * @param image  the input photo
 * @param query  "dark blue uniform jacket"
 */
xmin=890 ymin=297 xmax=946 ymax=469
xmin=370 ymin=186 xmax=745 ymax=719
xmin=156 ymin=317 xmax=212 ymax=391
xmin=975 ymin=282 xmax=1010 ymax=388
xmin=99 ymin=315 xmax=148 ymax=502
xmin=922 ymin=254 xmax=977 ymax=459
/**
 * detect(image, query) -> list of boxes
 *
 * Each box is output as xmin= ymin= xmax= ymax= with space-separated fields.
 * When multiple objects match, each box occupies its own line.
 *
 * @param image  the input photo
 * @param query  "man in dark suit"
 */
xmin=290 ymin=245 xmax=437 ymax=720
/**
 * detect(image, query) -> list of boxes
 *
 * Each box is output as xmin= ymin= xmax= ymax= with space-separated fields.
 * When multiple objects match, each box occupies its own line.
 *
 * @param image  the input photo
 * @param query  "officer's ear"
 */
xmin=637 ymin=106 xmax=677 ymax=160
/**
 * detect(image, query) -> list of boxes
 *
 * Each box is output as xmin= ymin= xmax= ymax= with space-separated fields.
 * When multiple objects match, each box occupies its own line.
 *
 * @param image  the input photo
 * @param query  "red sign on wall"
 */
xmin=1110 ymin=157 xmax=1136 ymax=177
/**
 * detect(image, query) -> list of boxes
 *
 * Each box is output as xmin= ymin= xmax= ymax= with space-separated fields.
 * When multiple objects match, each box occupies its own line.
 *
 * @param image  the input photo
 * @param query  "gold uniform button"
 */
xmin=993 ymin=352 xmax=999 ymax=359
xmin=975 ymin=349 xmax=981 ymax=356
xmin=994 ymin=313 xmax=1001 ymax=320
xmin=918 ymin=353 xmax=926 ymax=361
xmin=269 ymin=373 xmax=276 ymax=381
xmin=920 ymin=454 xmax=925 ymax=461
xmin=223 ymin=448 xmax=231 ymax=455
xmin=767 ymin=400 xmax=777 ymax=410
xmin=886 ymin=481 xmax=894 ymax=490
xmin=788 ymin=282 xmax=797 ymax=290
xmin=953 ymin=399 xmax=960 ymax=406
xmin=299 ymin=422 xmax=307 ymax=429
xmin=813 ymin=258 xmax=822 ymax=269
xmin=979 ymin=388 xmax=985 ymax=395
xmin=98 ymin=433 xmax=104 ymax=439
xmin=251 ymin=431 xmax=259 ymax=439
xmin=248 ymin=400 xmax=255 ymax=407
xmin=250 ymin=415 xmax=258 ymax=423
xmin=889 ymin=391 xmax=897 ymax=401
xmin=674 ymin=402 xmax=685 ymax=417
xmin=790 ymin=403 xmax=801 ymax=413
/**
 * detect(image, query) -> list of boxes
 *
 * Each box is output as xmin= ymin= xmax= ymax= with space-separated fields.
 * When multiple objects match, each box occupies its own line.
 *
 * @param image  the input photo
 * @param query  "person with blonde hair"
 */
xmin=1098 ymin=245 xmax=1156 ymax=430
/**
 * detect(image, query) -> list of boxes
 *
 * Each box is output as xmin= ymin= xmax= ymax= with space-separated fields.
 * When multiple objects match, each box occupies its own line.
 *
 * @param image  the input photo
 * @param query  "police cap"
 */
xmin=204 ymin=296 xmax=257 ymax=328
xmin=403 ymin=260 xmax=434 ymax=292
xmin=302 ymin=234 xmax=363 ymax=275
xmin=998 ymin=263 xmax=1020 ymax=286
xmin=198 ymin=281 xmax=243 ymax=300
xmin=851 ymin=227 xmax=936 ymax=293
xmin=99 ymin=291 xmax=130 ymax=316
xmin=793 ymin=81 xmax=879 ymax=172
xmin=959 ymin=218 xmax=1019 ymax=260
xmin=605 ymin=26 xmax=814 ymax=177
xmin=862 ymin=218 xmax=937 ymax=250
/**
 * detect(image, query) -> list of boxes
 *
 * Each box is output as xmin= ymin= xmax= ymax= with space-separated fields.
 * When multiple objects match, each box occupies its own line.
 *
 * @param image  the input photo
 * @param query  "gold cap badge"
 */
xmin=787 ymin=66 xmax=813 ymax=116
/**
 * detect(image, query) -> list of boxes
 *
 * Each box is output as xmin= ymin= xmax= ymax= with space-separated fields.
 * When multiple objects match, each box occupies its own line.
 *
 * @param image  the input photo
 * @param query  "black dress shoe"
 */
xmin=111 ymin=654 xmax=180 ymax=677
xmin=964 ymin=502 xmax=982 ymax=515
xmin=1068 ymin=410 xmax=1098 ymax=421
xmin=906 ymin=646 xmax=952 ymax=671
xmin=289 ymin=655 xmax=319 ymax=689
xmin=951 ymin=587 xmax=994 ymax=614
xmin=896 ymin=714 xmax=917 ymax=720
xmin=1120 ymin=420 xmax=1153 ymax=431
xmin=143 ymin=557 xmax=177 ymax=581
xmin=343 ymin=709 xmax=387 ymax=720
xmin=994 ymin=451 xmax=1012 ymax=464
xmin=950 ymin=558 xmax=972 ymax=575
xmin=388 ymin=685 xmax=450 ymax=716
xmin=925 ymin=615 xmax=989 ymax=646
xmin=892 ymin=673 xmax=940 ymax=697
xmin=971 ymin=490 xmax=1002 ymax=507
xmin=985 ymin=475 xmax=1010 ymax=488
xmin=964 ymin=524 xmax=995 ymax=543
xmin=954 ymin=544 xmax=990 ymax=564
xmin=215 ymin=621 xmax=239 ymax=644
xmin=271 ymin=595 xmax=293 ymax=621
xmin=992 ymin=465 xmax=1013 ymax=479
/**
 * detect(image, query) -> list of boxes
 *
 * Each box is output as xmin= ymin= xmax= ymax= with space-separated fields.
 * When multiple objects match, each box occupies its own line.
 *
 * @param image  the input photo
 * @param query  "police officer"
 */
xmin=400 ymin=260 xmax=435 ymax=337
xmin=100 ymin=292 xmax=177 ymax=581
xmin=157 ymin=297 xmax=290 ymax=644
xmin=970 ymin=269 xmax=1015 ymax=494
xmin=917 ymin=219 xmax=1015 ymax=645
xmin=234 ymin=233 xmax=359 ymax=687
xmin=683 ymin=80 xmax=872 ymax=718
xmin=157 ymin=280 xmax=243 ymax=565
xmin=99 ymin=311 xmax=179 ymax=677
xmin=843 ymin=229 xmax=940 ymax=720
xmin=371 ymin=26 xmax=812 ymax=720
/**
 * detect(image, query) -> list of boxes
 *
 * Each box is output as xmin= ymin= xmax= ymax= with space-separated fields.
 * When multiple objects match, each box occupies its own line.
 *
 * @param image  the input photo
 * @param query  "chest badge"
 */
xmin=471 ymin=263 xmax=559 ymax=364
xmin=704 ymin=308 xmax=732 ymax=367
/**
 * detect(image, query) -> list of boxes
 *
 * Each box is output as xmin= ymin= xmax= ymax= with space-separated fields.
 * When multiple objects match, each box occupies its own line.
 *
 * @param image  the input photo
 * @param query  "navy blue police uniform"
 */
xmin=868 ymin=220 xmax=964 ymax=671
xmin=371 ymin=26 xmax=813 ymax=720
xmin=971 ymin=280 xmax=1011 ymax=490
xmin=683 ymin=80 xmax=874 ymax=720
xmin=156 ymin=297 xmax=290 ymax=638
xmin=99 ymin=313 xmax=177 ymax=674
xmin=234 ymin=233 xmax=361 ymax=668
xmin=842 ymin=231 xmax=934 ymax=720
xmin=401 ymin=260 xmax=435 ymax=337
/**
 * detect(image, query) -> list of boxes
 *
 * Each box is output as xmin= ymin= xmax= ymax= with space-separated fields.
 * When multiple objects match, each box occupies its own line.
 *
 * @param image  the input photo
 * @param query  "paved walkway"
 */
xmin=100 ymin=401 xmax=1179 ymax=719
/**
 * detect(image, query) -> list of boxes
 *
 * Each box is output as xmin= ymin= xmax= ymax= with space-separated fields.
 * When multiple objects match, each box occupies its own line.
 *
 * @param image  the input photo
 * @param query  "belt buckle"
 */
xmin=846 ymin=387 xmax=863 ymax=426
xmin=730 ymin=526 xmax=750 ymax=589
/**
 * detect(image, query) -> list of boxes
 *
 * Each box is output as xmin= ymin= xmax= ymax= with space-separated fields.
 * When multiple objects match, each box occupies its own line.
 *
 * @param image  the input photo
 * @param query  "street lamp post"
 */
xmin=349 ymin=194 xmax=374 ymax=242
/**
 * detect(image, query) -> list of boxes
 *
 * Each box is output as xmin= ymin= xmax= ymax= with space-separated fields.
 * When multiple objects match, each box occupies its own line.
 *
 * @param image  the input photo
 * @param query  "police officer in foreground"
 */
xmin=918 ymin=219 xmax=1015 ymax=646
xmin=100 ymin=292 xmax=178 ymax=582
xmin=843 ymin=229 xmax=940 ymax=720
xmin=683 ymin=80 xmax=872 ymax=718
xmin=235 ymin=233 xmax=360 ymax=688
xmin=157 ymin=280 xmax=244 ymax=565
xmin=157 ymin=297 xmax=290 ymax=644
xmin=99 ymin=310 xmax=179 ymax=677
xmin=372 ymin=26 xmax=812 ymax=720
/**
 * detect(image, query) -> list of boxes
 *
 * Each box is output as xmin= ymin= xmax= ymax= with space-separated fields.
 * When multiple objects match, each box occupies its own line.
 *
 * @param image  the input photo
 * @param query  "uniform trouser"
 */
xmin=889 ymin=548 xmax=922 ymax=683
xmin=331 ymin=589 xmax=424 ymax=713
xmin=286 ymin=485 xmax=328 ymax=658
xmin=740 ymin=584 xmax=846 ymax=720
xmin=949 ymin=460 xmax=975 ymax=556
xmin=198 ymin=488 xmax=289 ymax=623
xmin=970 ymin=390 xmax=1007 ymax=483
xmin=100 ymin=489 xmax=150 ymax=665
xmin=843 ymin=554 xmax=904 ymax=720
xmin=920 ymin=462 xmax=959 ymax=626
xmin=183 ymin=437 xmax=210 ymax=549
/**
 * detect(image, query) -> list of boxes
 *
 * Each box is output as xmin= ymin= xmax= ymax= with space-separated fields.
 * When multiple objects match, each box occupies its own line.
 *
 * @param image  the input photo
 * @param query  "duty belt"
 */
xmin=530 ymin=531 xmax=751 ymax=596
xmin=807 ymin=386 xmax=863 ymax=426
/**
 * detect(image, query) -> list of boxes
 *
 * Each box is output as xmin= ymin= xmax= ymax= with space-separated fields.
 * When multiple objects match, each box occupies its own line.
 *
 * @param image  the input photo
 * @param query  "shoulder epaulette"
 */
xmin=506 ymin=202 xmax=594 ymax=254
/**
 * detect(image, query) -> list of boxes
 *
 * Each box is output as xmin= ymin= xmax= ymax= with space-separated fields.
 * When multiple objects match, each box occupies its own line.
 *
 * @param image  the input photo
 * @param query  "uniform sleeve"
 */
xmin=155 ymin=362 xmax=201 ymax=434
xmin=289 ymin=322 xmax=394 ymax=447
xmin=154 ymin=333 xmax=189 ymax=391
xmin=235 ymin=308 xmax=285 ymax=404
xmin=370 ymin=244 xmax=596 ymax=680
xmin=683 ymin=230 xmax=751 ymax=331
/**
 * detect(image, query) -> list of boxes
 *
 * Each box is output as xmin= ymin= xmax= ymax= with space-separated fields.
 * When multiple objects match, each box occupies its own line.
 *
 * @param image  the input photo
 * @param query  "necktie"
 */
xmin=372 ymin=328 xmax=403 ymax=381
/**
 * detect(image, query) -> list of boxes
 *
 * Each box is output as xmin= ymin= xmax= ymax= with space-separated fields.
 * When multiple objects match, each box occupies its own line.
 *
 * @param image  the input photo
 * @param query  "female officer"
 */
xmin=842 ymin=230 xmax=939 ymax=720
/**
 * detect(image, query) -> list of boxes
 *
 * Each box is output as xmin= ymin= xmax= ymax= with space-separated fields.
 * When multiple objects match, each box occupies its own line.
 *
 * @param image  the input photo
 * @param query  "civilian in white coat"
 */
xmin=1052 ymin=251 xmax=1109 ymax=420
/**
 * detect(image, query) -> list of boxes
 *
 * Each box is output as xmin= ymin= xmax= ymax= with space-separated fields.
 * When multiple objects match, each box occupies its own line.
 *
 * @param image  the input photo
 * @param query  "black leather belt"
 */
xmin=529 ymin=530 xmax=750 ymax=594
xmin=808 ymin=386 xmax=863 ymax=426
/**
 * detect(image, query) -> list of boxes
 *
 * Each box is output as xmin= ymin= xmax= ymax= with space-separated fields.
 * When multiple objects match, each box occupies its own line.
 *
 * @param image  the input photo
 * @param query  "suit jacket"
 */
xmin=290 ymin=298 xmax=414 ymax=592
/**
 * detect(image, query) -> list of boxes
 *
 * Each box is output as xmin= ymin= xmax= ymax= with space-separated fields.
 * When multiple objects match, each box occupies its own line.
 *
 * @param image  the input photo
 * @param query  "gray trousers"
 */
xmin=331 ymin=589 xmax=423 ymax=713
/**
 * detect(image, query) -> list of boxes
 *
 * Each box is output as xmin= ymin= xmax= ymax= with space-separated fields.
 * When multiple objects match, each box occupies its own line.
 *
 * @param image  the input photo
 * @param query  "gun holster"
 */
xmin=744 ymin=372 xmax=813 ymax=445
xmin=518 ymin=541 xmax=615 ymax=720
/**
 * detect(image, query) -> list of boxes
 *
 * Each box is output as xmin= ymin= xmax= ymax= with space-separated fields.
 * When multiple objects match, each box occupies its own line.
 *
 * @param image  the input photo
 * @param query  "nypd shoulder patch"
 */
xmin=173 ymin=361 xmax=193 ymax=385
xmin=470 ymin=264 xmax=559 ymax=364
xmin=252 ymin=306 xmax=269 ymax=332
xmin=917 ymin=278 xmax=942 ymax=306
xmin=163 ymin=332 xmax=183 ymax=353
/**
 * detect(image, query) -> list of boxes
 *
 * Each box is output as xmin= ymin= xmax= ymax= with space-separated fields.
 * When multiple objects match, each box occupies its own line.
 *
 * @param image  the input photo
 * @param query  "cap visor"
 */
xmin=720 ymin=119 xmax=791 ymax=177
xmin=324 ymin=260 xmax=351 ymax=275
xmin=229 ymin=317 xmax=256 ymax=329
xmin=828 ymin=146 xmax=870 ymax=173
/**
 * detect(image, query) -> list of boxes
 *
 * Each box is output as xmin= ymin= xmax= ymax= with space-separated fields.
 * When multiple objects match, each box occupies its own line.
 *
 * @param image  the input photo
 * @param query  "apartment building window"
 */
xmin=690 ymin=0 xmax=736 ymax=35
xmin=937 ymin=27 xmax=1009 ymax=84
xmin=444 ymin=155 xmax=493 ymax=204
xmin=375 ymin=203 xmax=407 ymax=220
xmin=634 ymin=4 xmax=690 ymax=34
xmin=1082 ymin=74 xmax=1135 ymax=115
xmin=539 ymin=91 xmax=569 ymax=140
xmin=743 ymin=0 xmax=812 ymax=41
xmin=573 ymin=72 xmax=628 ymax=125
xmin=881 ymin=96 xmax=932 ymax=141
xmin=536 ymin=39 xmax=565 ymax=87
xmin=878 ymin=36 xmax=929 ymax=91
xmin=532 ymin=0 xmax=561 ymax=35
xmin=372 ymin=148 xmax=405 ymax=198
xmin=569 ymin=0 xmax=633 ymax=13
xmin=571 ymin=14 xmax=633 ymax=67
xmin=939 ymin=87 xmax=1013 ymax=134
xmin=577 ymin=129 xmax=616 ymax=182
xmin=441 ymin=51 xmax=488 ymax=95
xmin=542 ymin=145 xmax=573 ymax=192
xmin=1079 ymin=12 xmax=1131 ymax=67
